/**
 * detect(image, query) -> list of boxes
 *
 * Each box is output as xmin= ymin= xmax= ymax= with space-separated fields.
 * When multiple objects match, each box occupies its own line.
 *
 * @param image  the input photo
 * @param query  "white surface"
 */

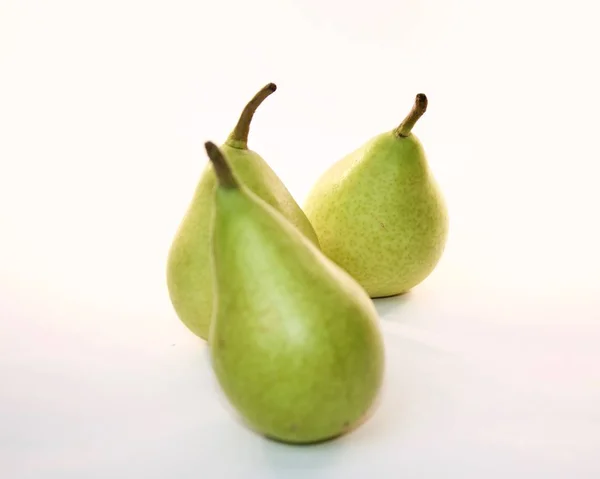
xmin=1 ymin=0 xmax=600 ymax=477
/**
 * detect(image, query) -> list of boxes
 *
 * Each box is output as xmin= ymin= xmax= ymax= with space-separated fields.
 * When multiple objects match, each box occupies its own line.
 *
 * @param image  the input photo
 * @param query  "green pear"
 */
xmin=167 ymin=83 xmax=319 ymax=340
xmin=203 ymin=141 xmax=384 ymax=444
xmin=303 ymin=93 xmax=448 ymax=298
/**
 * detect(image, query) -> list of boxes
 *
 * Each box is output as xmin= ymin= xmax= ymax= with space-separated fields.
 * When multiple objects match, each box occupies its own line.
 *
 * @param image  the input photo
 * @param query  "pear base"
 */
xmin=370 ymin=289 xmax=412 ymax=300
xmin=255 ymin=399 xmax=381 ymax=446
xmin=262 ymin=430 xmax=346 ymax=446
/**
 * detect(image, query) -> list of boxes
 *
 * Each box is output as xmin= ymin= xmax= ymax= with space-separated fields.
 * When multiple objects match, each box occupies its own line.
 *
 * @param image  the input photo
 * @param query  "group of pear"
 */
xmin=166 ymin=83 xmax=448 ymax=444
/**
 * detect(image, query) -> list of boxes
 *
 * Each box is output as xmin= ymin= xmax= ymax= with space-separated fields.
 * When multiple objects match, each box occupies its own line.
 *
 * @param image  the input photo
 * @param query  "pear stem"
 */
xmin=204 ymin=141 xmax=238 ymax=188
xmin=226 ymin=82 xmax=277 ymax=149
xmin=394 ymin=93 xmax=428 ymax=137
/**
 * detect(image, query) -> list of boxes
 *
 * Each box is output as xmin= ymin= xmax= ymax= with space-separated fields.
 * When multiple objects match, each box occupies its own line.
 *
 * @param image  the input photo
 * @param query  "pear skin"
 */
xmin=204 ymin=142 xmax=385 ymax=444
xmin=303 ymin=94 xmax=448 ymax=298
xmin=167 ymin=84 xmax=319 ymax=340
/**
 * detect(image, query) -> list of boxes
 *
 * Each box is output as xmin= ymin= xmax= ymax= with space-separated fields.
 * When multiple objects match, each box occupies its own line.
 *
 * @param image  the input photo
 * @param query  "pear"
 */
xmin=203 ymin=141 xmax=385 ymax=444
xmin=167 ymin=83 xmax=319 ymax=340
xmin=303 ymin=93 xmax=448 ymax=298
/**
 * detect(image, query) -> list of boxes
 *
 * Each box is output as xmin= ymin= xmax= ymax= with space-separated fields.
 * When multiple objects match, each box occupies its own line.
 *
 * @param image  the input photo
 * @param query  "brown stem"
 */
xmin=204 ymin=141 xmax=238 ymax=188
xmin=226 ymin=83 xmax=277 ymax=149
xmin=394 ymin=93 xmax=428 ymax=137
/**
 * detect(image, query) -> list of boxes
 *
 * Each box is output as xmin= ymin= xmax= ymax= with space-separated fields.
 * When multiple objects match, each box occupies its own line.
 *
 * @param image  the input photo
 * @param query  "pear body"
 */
xmin=304 ymin=131 xmax=448 ymax=298
xmin=167 ymin=144 xmax=319 ymax=340
xmin=210 ymin=183 xmax=384 ymax=444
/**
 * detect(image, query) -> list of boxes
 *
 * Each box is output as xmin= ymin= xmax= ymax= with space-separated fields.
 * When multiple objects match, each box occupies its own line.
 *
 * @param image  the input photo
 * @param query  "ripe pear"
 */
xmin=203 ymin=141 xmax=385 ymax=444
xmin=167 ymin=83 xmax=319 ymax=340
xmin=303 ymin=93 xmax=448 ymax=298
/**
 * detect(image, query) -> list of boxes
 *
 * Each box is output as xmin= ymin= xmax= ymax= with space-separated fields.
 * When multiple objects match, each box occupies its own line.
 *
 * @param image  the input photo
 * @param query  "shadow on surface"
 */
xmin=253 ymin=345 xmax=432 ymax=477
xmin=258 ymin=434 xmax=344 ymax=473
xmin=373 ymin=291 xmax=414 ymax=321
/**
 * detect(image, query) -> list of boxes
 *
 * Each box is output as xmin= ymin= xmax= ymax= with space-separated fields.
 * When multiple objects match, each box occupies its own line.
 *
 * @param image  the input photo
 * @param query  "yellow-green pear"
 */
xmin=167 ymin=84 xmax=319 ymax=340
xmin=303 ymin=94 xmax=448 ymax=298
xmin=204 ymin=141 xmax=384 ymax=444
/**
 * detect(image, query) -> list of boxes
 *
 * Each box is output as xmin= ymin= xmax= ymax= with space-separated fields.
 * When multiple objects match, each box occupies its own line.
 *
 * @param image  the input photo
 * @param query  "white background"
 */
xmin=1 ymin=0 xmax=599 ymax=477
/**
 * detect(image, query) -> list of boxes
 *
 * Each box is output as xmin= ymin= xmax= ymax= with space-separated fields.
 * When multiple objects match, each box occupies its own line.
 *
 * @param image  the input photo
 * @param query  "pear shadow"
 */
xmin=256 ymin=423 xmax=356 ymax=476
xmin=200 ymin=341 xmax=212 ymax=367
xmin=255 ymin=388 xmax=389 ymax=474
xmin=255 ymin=378 xmax=421 ymax=477
xmin=373 ymin=290 xmax=412 ymax=300
xmin=373 ymin=290 xmax=414 ymax=321
xmin=257 ymin=436 xmax=344 ymax=476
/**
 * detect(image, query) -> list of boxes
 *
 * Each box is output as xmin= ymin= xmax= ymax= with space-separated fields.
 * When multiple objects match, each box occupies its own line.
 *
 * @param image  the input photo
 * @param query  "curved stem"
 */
xmin=204 ymin=141 xmax=238 ymax=188
xmin=394 ymin=93 xmax=428 ymax=137
xmin=226 ymin=83 xmax=277 ymax=149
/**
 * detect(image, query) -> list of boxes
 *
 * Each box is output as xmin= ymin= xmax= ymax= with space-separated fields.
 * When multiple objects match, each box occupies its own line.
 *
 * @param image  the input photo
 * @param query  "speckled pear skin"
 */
xmin=166 ymin=85 xmax=319 ymax=340
xmin=303 ymin=102 xmax=448 ymax=298
xmin=206 ymin=143 xmax=384 ymax=444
